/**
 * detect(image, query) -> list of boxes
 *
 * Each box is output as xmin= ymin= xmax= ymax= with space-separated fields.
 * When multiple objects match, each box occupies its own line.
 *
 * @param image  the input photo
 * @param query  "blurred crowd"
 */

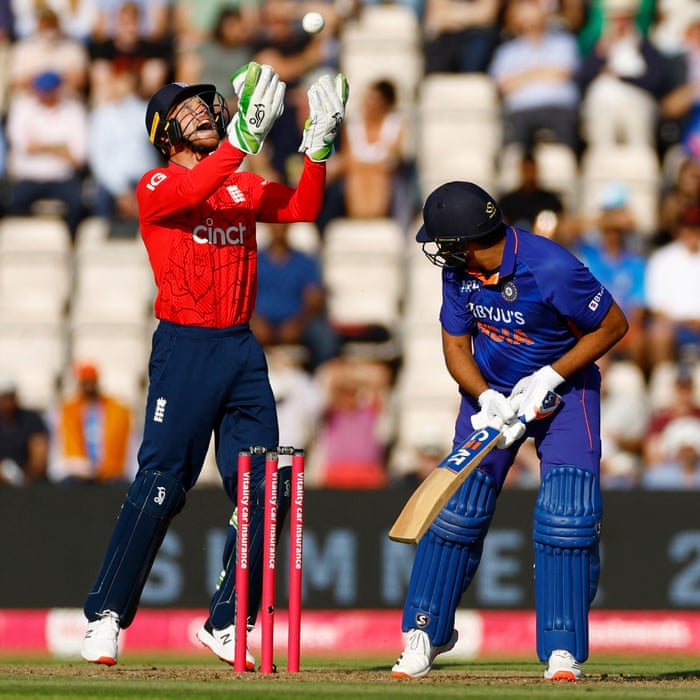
xmin=1 ymin=0 xmax=700 ymax=490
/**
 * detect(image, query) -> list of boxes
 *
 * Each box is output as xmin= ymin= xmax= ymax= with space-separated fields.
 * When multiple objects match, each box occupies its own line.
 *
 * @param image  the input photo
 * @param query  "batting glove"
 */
xmin=298 ymin=73 xmax=349 ymax=162
xmin=228 ymin=62 xmax=286 ymax=155
xmin=509 ymin=365 xmax=564 ymax=423
xmin=471 ymin=389 xmax=524 ymax=449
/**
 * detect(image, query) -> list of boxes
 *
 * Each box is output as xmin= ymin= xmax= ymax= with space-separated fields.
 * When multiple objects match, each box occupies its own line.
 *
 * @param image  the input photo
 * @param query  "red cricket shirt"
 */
xmin=136 ymin=140 xmax=326 ymax=328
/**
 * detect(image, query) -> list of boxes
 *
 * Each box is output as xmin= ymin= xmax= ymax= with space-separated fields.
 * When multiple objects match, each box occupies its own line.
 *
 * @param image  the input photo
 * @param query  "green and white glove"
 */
xmin=298 ymin=73 xmax=349 ymax=162
xmin=228 ymin=62 xmax=286 ymax=154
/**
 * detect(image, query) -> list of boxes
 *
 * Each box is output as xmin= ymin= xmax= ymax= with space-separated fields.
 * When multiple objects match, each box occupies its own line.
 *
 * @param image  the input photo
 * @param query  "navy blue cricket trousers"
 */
xmin=137 ymin=320 xmax=279 ymax=501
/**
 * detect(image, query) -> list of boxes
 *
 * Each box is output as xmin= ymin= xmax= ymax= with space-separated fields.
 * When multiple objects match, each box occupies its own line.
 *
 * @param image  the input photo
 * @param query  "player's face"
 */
xmin=172 ymin=96 xmax=220 ymax=149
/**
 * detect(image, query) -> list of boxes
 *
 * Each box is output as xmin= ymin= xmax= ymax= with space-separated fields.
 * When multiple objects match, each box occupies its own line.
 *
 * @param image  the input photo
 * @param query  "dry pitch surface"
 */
xmin=3 ymin=659 xmax=700 ymax=691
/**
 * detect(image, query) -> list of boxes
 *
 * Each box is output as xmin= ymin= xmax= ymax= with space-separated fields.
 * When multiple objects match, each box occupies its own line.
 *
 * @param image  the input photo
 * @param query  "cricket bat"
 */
xmin=388 ymin=425 xmax=502 ymax=544
xmin=389 ymin=391 xmax=561 ymax=544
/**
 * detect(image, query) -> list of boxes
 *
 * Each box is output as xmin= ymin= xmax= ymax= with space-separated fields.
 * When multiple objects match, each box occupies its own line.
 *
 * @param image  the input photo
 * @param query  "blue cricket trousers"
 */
xmin=136 ymin=320 xmax=279 ymax=502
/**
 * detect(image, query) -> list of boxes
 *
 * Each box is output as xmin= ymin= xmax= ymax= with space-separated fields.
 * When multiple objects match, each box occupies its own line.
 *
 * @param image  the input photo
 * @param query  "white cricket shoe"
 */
xmin=543 ymin=649 xmax=583 ymax=681
xmin=391 ymin=628 xmax=458 ymax=679
xmin=81 ymin=610 xmax=120 ymax=666
xmin=196 ymin=620 xmax=256 ymax=671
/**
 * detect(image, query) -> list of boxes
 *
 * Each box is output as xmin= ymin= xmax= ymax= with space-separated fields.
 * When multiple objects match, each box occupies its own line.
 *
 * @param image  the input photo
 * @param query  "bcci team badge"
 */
xmin=501 ymin=281 xmax=518 ymax=302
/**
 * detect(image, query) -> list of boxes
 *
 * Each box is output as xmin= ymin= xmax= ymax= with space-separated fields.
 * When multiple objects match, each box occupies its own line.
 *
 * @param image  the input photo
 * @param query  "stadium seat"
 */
xmin=579 ymin=144 xmax=661 ymax=238
xmin=497 ymin=142 xmax=579 ymax=211
xmin=71 ymin=235 xmax=155 ymax=324
xmin=339 ymin=5 xmax=423 ymax=117
xmin=69 ymin=320 xmax=152 ymax=410
xmin=416 ymin=74 xmax=502 ymax=198
xmin=321 ymin=218 xmax=405 ymax=335
xmin=0 ymin=216 xmax=73 ymax=322
xmin=0 ymin=316 xmax=67 ymax=410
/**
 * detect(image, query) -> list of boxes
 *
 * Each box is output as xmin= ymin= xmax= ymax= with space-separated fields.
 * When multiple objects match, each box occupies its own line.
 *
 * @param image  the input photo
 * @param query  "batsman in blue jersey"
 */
xmin=392 ymin=182 xmax=628 ymax=681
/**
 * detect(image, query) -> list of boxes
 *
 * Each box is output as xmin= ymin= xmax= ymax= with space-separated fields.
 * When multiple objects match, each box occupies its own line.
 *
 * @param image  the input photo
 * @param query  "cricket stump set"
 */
xmin=235 ymin=446 xmax=305 ymax=673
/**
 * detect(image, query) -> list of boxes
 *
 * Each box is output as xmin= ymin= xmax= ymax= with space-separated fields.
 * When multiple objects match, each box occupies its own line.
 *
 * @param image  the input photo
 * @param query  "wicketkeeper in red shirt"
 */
xmin=81 ymin=62 xmax=348 ymax=668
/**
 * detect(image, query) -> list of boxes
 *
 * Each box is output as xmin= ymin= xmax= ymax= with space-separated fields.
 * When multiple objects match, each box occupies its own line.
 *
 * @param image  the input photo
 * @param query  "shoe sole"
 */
xmin=391 ymin=669 xmax=429 ymax=679
xmin=545 ymin=670 xmax=579 ymax=682
xmin=196 ymin=631 xmax=255 ymax=671
xmin=82 ymin=654 xmax=117 ymax=666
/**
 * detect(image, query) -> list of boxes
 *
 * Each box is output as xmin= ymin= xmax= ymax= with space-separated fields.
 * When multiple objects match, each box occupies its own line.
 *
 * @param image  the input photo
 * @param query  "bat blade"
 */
xmin=388 ymin=425 xmax=502 ymax=544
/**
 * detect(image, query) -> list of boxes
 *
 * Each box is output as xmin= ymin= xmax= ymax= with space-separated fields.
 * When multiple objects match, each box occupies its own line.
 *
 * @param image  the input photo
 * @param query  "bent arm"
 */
xmin=551 ymin=301 xmax=629 ymax=379
xmin=442 ymin=328 xmax=490 ymax=400
xmin=256 ymin=158 xmax=326 ymax=222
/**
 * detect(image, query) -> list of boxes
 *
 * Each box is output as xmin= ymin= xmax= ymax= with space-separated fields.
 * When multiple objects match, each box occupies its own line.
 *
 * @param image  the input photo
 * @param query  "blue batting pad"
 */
xmin=533 ymin=465 xmax=602 ymax=662
xmin=84 ymin=470 xmax=186 ymax=627
xmin=402 ymin=469 xmax=497 ymax=645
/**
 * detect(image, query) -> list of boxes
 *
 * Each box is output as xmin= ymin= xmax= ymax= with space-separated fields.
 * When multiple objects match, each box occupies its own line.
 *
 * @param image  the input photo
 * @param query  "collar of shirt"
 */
xmin=466 ymin=226 xmax=518 ymax=286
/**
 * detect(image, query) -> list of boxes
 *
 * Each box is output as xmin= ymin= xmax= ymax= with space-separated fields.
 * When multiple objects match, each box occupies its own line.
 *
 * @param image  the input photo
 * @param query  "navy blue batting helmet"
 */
xmin=416 ymin=181 xmax=503 ymax=268
xmin=416 ymin=181 xmax=502 ymax=243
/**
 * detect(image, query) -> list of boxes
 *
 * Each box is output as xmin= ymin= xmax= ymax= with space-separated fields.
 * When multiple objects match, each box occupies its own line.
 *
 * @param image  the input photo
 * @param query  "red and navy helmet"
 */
xmin=145 ymin=82 xmax=230 ymax=156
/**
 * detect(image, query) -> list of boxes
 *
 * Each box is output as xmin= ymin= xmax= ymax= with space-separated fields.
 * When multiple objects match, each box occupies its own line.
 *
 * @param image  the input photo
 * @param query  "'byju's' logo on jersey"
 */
xmin=226 ymin=185 xmax=246 ymax=203
xmin=588 ymin=286 xmax=604 ymax=311
xmin=193 ymin=217 xmax=247 ymax=245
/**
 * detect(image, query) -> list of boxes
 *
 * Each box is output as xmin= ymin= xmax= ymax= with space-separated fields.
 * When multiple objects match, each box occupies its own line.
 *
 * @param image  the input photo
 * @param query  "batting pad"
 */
xmin=533 ymin=466 xmax=602 ymax=663
xmin=84 ymin=470 xmax=186 ymax=627
xmin=402 ymin=469 xmax=497 ymax=646
xmin=209 ymin=466 xmax=291 ymax=629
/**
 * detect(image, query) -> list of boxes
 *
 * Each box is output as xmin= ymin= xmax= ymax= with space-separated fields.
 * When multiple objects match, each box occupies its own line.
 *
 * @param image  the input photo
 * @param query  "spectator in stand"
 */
xmin=174 ymin=6 xmax=256 ymax=101
xmin=10 ymin=0 xmax=97 ymax=42
xmin=49 ymin=362 xmax=135 ymax=484
xmin=488 ymin=0 xmax=581 ymax=153
xmin=499 ymin=150 xmax=565 ymax=232
xmin=573 ymin=185 xmax=648 ymax=367
xmin=266 ymin=346 xmax=325 ymax=455
xmin=577 ymin=0 xmax=670 ymax=148
xmin=659 ymin=10 xmax=700 ymax=162
xmin=643 ymin=362 xmax=700 ymax=465
xmin=0 ymin=377 xmax=49 ymax=486
xmin=88 ymin=70 xmax=158 ymax=235
xmin=251 ymin=0 xmax=337 ymax=84
xmin=422 ymin=0 xmax=501 ymax=74
xmin=657 ymin=154 xmax=700 ymax=247
xmin=339 ymin=79 xmax=413 ymax=226
xmin=251 ymin=221 xmax=340 ymax=371
xmin=8 ymin=6 xmax=89 ymax=98
xmin=577 ymin=0 xmax=656 ymax=55
xmin=645 ymin=203 xmax=700 ymax=368
xmin=598 ymin=356 xmax=649 ymax=488
xmin=173 ymin=0 xmax=257 ymax=46
xmin=307 ymin=355 xmax=394 ymax=489
xmin=88 ymin=1 xmax=171 ymax=105
xmin=642 ymin=415 xmax=700 ymax=489
xmin=5 ymin=70 xmax=88 ymax=240
xmin=92 ymin=0 xmax=172 ymax=44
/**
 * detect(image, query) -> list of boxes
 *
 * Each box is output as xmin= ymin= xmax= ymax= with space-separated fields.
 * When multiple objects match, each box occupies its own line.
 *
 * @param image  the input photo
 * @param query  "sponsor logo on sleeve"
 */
xmin=588 ymin=286 xmax=604 ymax=311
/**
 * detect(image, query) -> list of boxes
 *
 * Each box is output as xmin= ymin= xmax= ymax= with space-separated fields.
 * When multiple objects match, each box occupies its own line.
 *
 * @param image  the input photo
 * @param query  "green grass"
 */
xmin=1 ymin=655 xmax=700 ymax=699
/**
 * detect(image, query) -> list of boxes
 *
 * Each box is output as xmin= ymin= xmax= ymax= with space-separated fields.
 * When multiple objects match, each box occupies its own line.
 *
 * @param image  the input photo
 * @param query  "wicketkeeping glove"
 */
xmin=298 ymin=73 xmax=349 ymax=162
xmin=509 ymin=365 xmax=564 ymax=423
xmin=471 ymin=389 xmax=525 ymax=449
xmin=228 ymin=62 xmax=286 ymax=154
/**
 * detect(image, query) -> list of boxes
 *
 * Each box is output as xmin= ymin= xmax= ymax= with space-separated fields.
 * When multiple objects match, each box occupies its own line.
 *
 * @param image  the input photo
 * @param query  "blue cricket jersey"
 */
xmin=439 ymin=227 xmax=614 ymax=394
